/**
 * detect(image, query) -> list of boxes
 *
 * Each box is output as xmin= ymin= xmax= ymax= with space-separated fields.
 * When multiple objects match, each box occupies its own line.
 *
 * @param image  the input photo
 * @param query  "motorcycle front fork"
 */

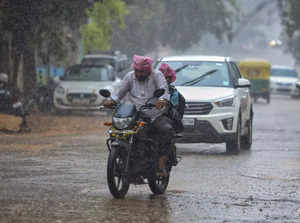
xmin=124 ymin=136 xmax=133 ymax=178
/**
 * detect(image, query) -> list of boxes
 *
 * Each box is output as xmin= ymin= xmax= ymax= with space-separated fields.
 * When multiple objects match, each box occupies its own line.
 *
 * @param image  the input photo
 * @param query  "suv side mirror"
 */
xmin=236 ymin=78 xmax=251 ymax=88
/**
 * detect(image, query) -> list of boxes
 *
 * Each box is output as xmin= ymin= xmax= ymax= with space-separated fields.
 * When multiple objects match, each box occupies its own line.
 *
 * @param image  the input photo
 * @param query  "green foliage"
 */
xmin=80 ymin=0 xmax=128 ymax=53
xmin=278 ymin=0 xmax=300 ymax=64
xmin=111 ymin=0 xmax=237 ymax=57
xmin=81 ymin=22 xmax=111 ymax=53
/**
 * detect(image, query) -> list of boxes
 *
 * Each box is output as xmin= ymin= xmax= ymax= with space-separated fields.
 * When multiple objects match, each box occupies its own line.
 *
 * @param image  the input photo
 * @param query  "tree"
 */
xmin=111 ymin=0 xmax=237 ymax=58
xmin=80 ymin=0 xmax=129 ymax=54
xmin=278 ymin=0 xmax=300 ymax=65
xmin=0 ymin=0 xmax=127 ymax=95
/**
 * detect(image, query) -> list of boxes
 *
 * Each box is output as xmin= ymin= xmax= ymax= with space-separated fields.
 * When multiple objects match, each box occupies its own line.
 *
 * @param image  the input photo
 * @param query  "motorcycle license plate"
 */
xmin=182 ymin=118 xmax=195 ymax=127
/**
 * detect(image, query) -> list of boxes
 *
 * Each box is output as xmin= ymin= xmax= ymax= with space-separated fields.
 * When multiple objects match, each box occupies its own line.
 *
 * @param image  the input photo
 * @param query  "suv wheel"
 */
xmin=241 ymin=117 xmax=252 ymax=150
xmin=226 ymin=117 xmax=241 ymax=154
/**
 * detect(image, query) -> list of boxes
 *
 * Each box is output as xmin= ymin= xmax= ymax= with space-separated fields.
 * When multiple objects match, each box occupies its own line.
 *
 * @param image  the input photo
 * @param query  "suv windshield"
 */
xmin=156 ymin=61 xmax=232 ymax=87
xmin=63 ymin=66 xmax=113 ymax=81
xmin=271 ymin=68 xmax=298 ymax=78
xmin=81 ymin=58 xmax=115 ymax=67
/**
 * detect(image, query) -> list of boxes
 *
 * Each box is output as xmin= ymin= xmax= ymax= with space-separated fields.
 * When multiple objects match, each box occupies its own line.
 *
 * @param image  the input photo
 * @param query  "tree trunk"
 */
xmin=11 ymin=50 xmax=22 ymax=88
xmin=0 ymin=40 xmax=10 ymax=75
xmin=46 ymin=46 xmax=51 ymax=85
xmin=23 ymin=44 xmax=36 ymax=96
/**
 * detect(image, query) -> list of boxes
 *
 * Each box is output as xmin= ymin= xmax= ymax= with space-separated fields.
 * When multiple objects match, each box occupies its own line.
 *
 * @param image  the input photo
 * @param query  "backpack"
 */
xmin=169 ymin=86 xmax=185 ymax=132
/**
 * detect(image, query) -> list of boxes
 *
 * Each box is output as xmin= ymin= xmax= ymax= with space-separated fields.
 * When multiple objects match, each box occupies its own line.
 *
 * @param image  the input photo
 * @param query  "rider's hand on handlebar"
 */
xmin=155 ymin=99 xmax=168 ymax=110
xmin=103 ymin=99 xmax=116 ymax=108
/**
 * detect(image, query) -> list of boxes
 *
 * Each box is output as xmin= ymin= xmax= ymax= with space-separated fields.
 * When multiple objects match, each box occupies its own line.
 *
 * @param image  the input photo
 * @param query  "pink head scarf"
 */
xmin=132 ymin=54 xmax=153 ymax=72
xmin=159 ymin=63 xmax=176 ymax=83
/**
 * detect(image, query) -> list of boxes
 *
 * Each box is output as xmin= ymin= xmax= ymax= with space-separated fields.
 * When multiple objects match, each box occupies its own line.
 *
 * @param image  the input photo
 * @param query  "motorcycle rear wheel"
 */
xmin=107 ymin=148 xmax=129 ymax=199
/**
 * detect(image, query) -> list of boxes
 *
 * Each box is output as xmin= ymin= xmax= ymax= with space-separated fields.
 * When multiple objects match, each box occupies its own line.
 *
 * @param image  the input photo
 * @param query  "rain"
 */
xmin=1 ymin=0 xmax=300 ymax=222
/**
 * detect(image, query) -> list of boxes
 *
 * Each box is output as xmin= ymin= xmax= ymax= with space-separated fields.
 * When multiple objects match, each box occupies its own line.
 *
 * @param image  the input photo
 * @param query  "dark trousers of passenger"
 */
xmin=152 ymin=115 xmax=175 ymax=155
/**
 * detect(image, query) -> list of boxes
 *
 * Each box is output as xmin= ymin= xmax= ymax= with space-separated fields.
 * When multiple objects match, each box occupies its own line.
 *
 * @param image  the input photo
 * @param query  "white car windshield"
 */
xmin=157 ymin=61 xmax=232 ymax=87
xmin=63 ymin=66 xmax=113 ymax=81
xmin=271 ymin=68 xmax=298 ymax=78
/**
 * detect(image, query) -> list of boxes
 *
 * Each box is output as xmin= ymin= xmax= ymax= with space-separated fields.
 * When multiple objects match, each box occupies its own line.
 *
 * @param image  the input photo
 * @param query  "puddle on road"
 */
xmin=74 ymin=190 xmax=300 ymax=222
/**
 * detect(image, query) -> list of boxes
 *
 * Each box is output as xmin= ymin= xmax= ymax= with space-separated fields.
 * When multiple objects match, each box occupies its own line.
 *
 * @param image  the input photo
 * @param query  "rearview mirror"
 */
xmin=99 ymin=89 xmax=111 ymax=98
xmin=153 ymin=88 xmax=165 ymax=98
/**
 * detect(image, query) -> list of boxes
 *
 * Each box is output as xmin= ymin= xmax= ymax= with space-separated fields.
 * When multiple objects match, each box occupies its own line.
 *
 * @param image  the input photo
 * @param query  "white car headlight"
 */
xmin=56 ymin=86 xmax=65 ymax=95
xmin=112 ymin=117 xmax=133 ymax=129
xmin=215 ymin=97 xmax=234 ymax=107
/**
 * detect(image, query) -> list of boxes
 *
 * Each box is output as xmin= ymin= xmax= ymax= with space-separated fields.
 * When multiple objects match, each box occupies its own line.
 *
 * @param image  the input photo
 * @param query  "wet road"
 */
xmin=1 ymin=95 xmax=300 ymax=222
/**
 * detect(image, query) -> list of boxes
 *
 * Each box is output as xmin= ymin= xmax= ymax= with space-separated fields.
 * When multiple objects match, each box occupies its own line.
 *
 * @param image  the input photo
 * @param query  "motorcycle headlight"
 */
xmin=215 ymin=97 xmax=234 ymax=107
xmin=56 ymin=86 xmax=65 ymax=95
xmin=112 ymin=117 xmax=133 ymax=130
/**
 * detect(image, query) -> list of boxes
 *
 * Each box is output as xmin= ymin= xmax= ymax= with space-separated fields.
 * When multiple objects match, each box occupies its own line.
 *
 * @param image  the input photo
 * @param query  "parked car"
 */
xmin=53 ymin=64 xmax=120 ymax=113
xmin=290 ymin=79 xmax=300 ymax=98
xmin=155 ymin=55 xmax=253 ymax=154
xmin=81 ymin=50 xmax=129 ymax=79
xmin=270 ymin=65 xmax=298 ymax=94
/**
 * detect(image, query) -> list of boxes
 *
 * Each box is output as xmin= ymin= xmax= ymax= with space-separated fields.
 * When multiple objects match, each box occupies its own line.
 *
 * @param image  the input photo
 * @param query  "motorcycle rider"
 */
xmin=0 ymin=73 xmax=30 ymax=133
xmin=103 ymin=55 xmax=175 ymax=177
xmin=159 ymin=63 xmax=185 ymax=133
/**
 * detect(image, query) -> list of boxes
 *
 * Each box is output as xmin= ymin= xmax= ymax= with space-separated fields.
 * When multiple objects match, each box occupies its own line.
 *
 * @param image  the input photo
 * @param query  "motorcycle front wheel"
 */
xmin=107 ymin=148 xmax=129 ymax=199
xmin=148 ymin=161 xmax=170 ymax=195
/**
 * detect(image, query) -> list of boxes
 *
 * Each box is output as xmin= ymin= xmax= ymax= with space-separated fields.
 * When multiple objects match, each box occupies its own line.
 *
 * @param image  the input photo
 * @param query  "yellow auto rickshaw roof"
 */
xmin=238 ymin=59 xmax=271 ymax=69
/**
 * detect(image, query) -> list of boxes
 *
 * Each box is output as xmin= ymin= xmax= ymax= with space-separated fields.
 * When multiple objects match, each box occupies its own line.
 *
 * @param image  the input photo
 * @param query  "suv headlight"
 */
xmin=56 ymin=86 xmax=65 ymax=95
xmin=112 ymin=117 xmax=133 ymax=129
xmin=215 ymin=97 xmax=234 ymax=107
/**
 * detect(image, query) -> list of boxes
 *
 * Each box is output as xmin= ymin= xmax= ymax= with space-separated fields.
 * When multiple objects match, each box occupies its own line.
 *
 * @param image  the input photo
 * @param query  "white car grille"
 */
xmin=184 ymin=102 xmax=213 ymax=115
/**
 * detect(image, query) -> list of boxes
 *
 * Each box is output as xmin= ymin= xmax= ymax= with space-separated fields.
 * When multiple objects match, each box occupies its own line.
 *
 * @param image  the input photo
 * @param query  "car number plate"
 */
xmin=73 ymin=98 xmax=90 ymax=105
xmin=182 ymin=118 xmax=195 ymax=126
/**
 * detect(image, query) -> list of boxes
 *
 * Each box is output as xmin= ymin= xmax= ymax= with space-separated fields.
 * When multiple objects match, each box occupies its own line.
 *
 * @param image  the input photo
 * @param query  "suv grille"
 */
xmin=184 ymin=102 xmax=213 ymax=115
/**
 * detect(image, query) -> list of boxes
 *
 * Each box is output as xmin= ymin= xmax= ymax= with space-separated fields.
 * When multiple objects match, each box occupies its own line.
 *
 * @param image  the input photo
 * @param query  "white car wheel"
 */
xmin=241 ymin=117 xmax=252 ymax=150
xmin=226 ymin=116 xmax=241 ymax=154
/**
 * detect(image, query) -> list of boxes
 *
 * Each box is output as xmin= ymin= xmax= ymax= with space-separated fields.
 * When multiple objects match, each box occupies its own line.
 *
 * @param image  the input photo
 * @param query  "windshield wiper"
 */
xmin=182 ymin=69 xmax=218 ymax=86
xmin=174 ymin=64 xmax=189 ymax=73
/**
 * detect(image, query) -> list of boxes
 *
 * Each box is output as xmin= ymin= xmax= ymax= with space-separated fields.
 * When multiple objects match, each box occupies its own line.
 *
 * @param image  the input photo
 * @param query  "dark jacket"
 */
xmin=0 ymin=85 xmax=22 ymax=115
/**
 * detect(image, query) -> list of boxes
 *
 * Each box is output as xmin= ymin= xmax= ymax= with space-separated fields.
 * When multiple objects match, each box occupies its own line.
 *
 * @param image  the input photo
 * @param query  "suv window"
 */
xmin=156 ymin=61 xmax=232 ymax=87
xmin=81 ymin=52 xmax=129 ymax=73
xmin=230 ymin=62 xmax=242 ymax=79
xmin=63 ymin=65 xmax=114 ymax=81
xmin=271 ymin=67 xmax=298 ymax=77
xmin=81 ymin=58 xmax=115 ymax=67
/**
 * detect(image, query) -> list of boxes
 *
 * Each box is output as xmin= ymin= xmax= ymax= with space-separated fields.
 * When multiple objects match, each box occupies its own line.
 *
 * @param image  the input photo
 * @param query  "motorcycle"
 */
xmin=100 ymin=88 xmax=177 ymax=199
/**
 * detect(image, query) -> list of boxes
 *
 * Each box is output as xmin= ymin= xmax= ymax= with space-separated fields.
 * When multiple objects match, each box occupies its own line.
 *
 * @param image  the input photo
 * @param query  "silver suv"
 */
xmin=81 ymin=51 xmax=129 ymax=78
xmin=156 ymin=56 xmax=253 ymax=154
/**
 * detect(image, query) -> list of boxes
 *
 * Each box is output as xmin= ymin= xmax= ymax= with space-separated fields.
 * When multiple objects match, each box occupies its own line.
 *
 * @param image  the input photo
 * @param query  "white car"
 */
xmin=270 ymin=65 xmax=298 ymax=94
xmin=290 ymin=79 xmax=300 ymax=98
xmin=156 ymin=56 xmax=253 ymax=154
xmin=53 ymin=64 xmax=120 ymax=112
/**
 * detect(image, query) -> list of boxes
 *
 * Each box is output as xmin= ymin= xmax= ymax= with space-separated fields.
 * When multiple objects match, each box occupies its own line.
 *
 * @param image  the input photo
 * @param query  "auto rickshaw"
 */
xmin=238 ymin=59 xmax=271 ymax=103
